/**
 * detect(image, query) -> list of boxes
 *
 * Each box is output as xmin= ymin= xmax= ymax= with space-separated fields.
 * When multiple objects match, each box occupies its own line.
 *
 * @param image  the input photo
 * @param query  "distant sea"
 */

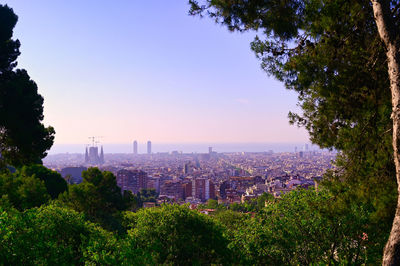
xmin=48 ymin=142 xmax=323 ymax=154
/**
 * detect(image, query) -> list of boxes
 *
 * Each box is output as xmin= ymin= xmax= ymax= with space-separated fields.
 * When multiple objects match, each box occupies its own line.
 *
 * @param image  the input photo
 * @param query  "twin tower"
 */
xmin=133 ymin=140 xmax=152 ymax=155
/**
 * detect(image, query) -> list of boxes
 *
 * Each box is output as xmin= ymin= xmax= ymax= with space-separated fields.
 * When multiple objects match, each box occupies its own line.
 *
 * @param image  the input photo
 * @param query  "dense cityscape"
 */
xmin=2 ymin=0 xmax=400 ymax=264
xmin=44 ymin=141 xmax=336 ymax=207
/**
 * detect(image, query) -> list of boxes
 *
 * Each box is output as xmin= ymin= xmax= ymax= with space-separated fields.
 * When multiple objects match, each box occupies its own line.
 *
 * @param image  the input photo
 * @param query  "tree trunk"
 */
xmin=371 ymin=1 xmax=400 ymax=265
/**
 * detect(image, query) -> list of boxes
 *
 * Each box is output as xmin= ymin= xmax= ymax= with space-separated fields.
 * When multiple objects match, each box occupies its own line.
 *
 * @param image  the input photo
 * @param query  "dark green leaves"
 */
xmin=0 ymin=5 xmax=54 ymax=168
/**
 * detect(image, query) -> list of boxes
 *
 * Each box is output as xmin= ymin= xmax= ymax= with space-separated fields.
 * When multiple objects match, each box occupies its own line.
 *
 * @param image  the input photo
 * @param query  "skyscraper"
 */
xmin=147 ymin=141 xmax=152 ymax=154
xmin=133 ymin=140 xmax=138 ymax=155
xmin=304 ymin=143 xmax=309 ymax=152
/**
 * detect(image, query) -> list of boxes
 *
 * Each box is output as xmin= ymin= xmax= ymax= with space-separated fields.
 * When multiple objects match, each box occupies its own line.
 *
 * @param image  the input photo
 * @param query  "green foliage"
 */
xmin=197 ymin=198 xmax=226 ymax=211
xmin=228 ymin=192 xmax=275 ymax=213
xmin=0 ymin=173 xmax=386 ymax=265
xmin=212 ymin=209 xmax=250 ymax=263
xmin=122 ymin=204 xmax=232 ymax=265
xmin=0 ymin=205 xmax=118 ymax=265
xmin=0 ymin=4 xmax=54 ymax=168
xmin=189 ymin=0 xmax=305 ymax=39
xmin=0 ymin=170 xmax=50 ymax=210
xmin=59 ymin=168 xmax=136 ymax=232
xmin=322 ymin=169 xmax=394 ymax=263
xmin=137 ymin=188 xmax=158 ymax=207
xmin=213 ymin=209 xmax=248 ymax=232
xmin=189 ymin=1 xmax=397 ymax=261
xmin=205 ymin=198 xmax=219 ymax=209
xmin=247 ymin=192 xmax=275 ymax=212
xmin=18 ymin=164 xmax=67 ymax=199
xmin=0 ymin=165 xmax=67 ymax=211
xmin=225 ymin=189 xmax=379 ymax=264
xmin=189 ymin=0 xmax=391 ymax=157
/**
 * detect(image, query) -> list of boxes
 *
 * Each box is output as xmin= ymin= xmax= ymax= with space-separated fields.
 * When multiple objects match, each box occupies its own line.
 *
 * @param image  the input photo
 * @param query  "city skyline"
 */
xmin=0 ymin=1 xmax=395 ymax=263
xmin=3 ymin=0 xmax=309 ymax=147
xmin=49 ymin=141 xmax=319 ymax=155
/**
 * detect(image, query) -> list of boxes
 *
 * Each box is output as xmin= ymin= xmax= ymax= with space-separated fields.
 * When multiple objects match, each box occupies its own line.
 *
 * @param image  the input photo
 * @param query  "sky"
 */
xmin=2 ymin=0 xmax=309 ymax=149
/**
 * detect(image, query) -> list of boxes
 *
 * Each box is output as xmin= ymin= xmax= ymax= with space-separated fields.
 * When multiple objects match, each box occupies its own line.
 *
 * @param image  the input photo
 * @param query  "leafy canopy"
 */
xmin=123 ymin=204 xmax=232 ymax=265
xmin=18 ymin=164 xmax=67 ymax=199
xmin=59 ymin=168 xmax=137 ymax=232
xmin=189 ymin=1 xmax=397 ymax=259
xmin=0 ymin=205 xmax=119 ymax=265
xmin=0 ymin=170 xmax=50 ymax=211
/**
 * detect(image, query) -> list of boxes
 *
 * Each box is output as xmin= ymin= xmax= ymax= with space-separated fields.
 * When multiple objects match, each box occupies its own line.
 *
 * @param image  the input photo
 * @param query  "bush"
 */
xmin=0 ymin=205 xmax=118 ymax=265
xmin=122 ymin=204 xmax=232 ymax=265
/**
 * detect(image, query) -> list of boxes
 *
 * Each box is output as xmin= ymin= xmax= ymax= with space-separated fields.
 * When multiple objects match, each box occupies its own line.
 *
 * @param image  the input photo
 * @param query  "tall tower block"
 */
xmin=133 ymin=140 xmax=138 ymax=155
xmin=147 ymin=141 xmax=152 ymax=154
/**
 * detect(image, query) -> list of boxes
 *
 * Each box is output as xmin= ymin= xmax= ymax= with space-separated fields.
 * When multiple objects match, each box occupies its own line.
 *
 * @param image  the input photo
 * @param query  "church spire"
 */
xmin=85 ymin=147 xmax=89 ymax=163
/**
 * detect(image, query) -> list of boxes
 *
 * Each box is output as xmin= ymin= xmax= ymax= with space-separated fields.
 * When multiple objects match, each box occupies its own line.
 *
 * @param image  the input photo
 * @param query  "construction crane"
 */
xmin=88 ymin=136 xmax=104 ymax=147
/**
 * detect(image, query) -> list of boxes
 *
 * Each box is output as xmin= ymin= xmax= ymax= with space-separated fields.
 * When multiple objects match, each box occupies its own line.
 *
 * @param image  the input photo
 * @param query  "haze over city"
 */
xmin=5 ymin=0 xmax=308 ymax=151
xmin=2 ymin=0 xmax=400 ymax=264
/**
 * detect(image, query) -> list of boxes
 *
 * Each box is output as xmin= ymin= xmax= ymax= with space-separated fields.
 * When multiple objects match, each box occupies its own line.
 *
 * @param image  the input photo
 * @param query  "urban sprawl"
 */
xmin=44 ymin=142 xmax=336 ymax=208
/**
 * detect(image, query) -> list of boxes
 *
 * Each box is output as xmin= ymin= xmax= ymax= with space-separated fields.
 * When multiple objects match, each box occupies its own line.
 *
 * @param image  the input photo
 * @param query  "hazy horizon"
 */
xmin=47 ymin=142 xmax=321 ymax=154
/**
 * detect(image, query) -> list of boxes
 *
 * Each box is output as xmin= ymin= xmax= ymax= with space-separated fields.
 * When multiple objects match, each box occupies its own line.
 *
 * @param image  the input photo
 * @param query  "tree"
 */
xmin=137 ymin=188 xmax=158 ymax=207
xmin=18 ymin=164 xmax=67 ymax=199
xmin=0 ymin=5 xmax=19 ymax=73
xmin=205 ymin=198 xmax=219 ymax=209
xmin=228 ymin=189 xmax=378 ymax=264
xmin=0 ymin=205 xmax=119 ymax=265
xmin=212 ymin=209 xmax=249 ymax=263
xmin=122 ymin=204 xmax=232 ymax=265
xmin=0 ymin=170 xmax=50 ymax=210
xmin=370 ymin=1 xmax=400 ymax=263
xmin=0 ymin=4 xmax=54 ymax=168
xmin=59 ymin=168 xmax=136 ymax=231
xmin=189 ymin=0 xmax=400 ymax=263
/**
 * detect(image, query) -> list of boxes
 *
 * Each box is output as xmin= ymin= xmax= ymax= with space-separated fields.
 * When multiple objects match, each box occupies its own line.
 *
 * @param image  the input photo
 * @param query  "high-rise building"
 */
xmin=147 ymin=141 xmax=152 ymax=154
xmin=191 ymin=178 xmax=215 ymax=202
xmin=116 ymin=169 xmax=147 ymax=194
xmin=133 ymin=140 xmax=138 ymax=155
xmin=184 ymin=162 xmax=192 ymax=175
xmin=304 ymin=143 xmax=309 ymax=152
xmin=208 ymin=147 xmax=213 ymax=154
xmin=182 ymin=181 xmax=192 ymax=199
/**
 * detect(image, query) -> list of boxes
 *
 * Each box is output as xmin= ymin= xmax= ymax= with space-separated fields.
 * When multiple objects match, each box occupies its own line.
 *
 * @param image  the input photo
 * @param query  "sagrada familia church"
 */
xmin=85 ymin=145 xmax=104 ymax=165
